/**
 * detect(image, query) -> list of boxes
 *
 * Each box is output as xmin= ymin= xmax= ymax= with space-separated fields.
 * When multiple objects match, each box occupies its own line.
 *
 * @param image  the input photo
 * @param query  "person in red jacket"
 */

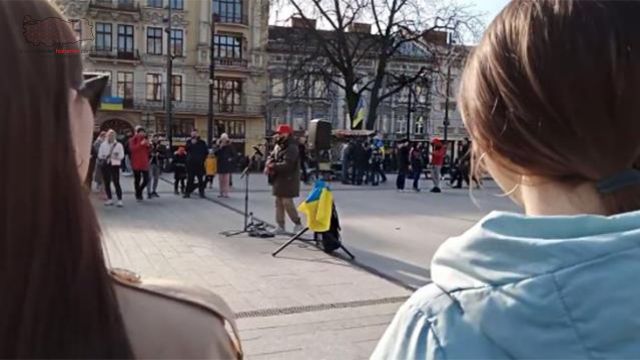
xmin=129 ymin=127 xmax=151 ymax=200
xmin=430 ymin=138 xmax=447 ymax=193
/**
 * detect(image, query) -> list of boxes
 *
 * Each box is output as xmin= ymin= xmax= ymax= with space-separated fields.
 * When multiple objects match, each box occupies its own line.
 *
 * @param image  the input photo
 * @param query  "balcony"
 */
xmin=215 ymin=14 xmax=249 ymax=26
xmin=88 ymin=47 xmax=141 ymax=62
xmin=89 ymin=0 xmax=141 ymax=12
xmin=133 ymin=99 xmax=264 ymax=115
xmin=214 ymin=57 xmax=249 ymax=68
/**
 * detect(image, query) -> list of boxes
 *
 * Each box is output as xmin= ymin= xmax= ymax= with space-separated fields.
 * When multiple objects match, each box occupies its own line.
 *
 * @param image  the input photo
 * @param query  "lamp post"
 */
xmin=207 ymin=12 xmax=218 ymax=146
xmin=165 ymin=2 xmax=173 ymax=150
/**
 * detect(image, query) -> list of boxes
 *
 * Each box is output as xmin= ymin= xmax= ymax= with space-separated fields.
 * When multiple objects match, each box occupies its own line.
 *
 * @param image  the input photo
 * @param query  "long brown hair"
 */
xmin=459 ymin=0 xmax=640 ymax=214
xmin=0 ymin=1 xmax=132 ymax=357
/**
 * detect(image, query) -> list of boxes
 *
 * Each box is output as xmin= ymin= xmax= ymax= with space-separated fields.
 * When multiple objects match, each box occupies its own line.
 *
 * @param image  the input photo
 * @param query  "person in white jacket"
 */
xmin=98 ymin=129 xmax=125 ymax=207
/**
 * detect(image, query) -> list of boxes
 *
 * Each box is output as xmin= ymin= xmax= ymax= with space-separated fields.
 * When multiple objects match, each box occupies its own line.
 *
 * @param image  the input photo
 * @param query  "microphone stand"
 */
xmin=220 ymin=148 xmax=263 ymax=237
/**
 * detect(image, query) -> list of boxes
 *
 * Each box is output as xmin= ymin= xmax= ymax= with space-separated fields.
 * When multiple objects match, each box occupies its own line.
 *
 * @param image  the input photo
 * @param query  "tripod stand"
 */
xmin=271 ymin=150 xmax=355 ymax=259
xmin=221 ymin=153 xmax=264 ymax=237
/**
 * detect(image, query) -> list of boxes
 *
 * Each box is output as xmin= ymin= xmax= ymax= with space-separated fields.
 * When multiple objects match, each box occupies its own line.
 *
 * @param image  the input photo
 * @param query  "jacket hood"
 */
xmin=431 ymin=210 xmax=640 ymax=358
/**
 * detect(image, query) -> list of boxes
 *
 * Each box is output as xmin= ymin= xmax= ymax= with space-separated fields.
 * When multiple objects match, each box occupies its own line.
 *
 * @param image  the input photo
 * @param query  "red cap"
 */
xmin=276 ymin=124 xmax=293 ymax=135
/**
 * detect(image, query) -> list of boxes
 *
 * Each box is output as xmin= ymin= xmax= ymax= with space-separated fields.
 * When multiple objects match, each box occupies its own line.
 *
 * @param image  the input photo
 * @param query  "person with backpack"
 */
xmin=98 ymin=130 xmax=124 ymax=207
xmin=374 ymin=1 xmax=640 ymax=358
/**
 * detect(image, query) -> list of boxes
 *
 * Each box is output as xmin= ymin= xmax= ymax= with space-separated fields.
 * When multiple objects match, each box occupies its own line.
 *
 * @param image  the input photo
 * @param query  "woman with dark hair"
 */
xmin=0 ymin=1 xmax=241 ymax=358
xmin=374 ymin=0 xmax=640 ymax=358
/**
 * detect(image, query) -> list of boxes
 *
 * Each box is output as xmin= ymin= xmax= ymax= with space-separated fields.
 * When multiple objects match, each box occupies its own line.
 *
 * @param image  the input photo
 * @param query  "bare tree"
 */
xmin=272 ymin=0 xmax=482 ymax=130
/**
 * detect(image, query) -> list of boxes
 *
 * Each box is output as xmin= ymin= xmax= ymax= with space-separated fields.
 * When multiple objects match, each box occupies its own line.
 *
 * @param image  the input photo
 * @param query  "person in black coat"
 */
xmin=351 ymin=142 xmax=368 ymax=186
xmin=172 ymin=147 xmax=187 ymax=194
xmin=396 ymin=139 xmax=410 ymax=191
xmin=184 ymin=129 xmax=209 ymax=198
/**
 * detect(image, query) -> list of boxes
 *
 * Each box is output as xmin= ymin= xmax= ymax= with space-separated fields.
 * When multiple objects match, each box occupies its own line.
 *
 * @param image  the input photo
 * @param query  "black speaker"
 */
xmin=308 ymin=119 xmax=332 ymax=151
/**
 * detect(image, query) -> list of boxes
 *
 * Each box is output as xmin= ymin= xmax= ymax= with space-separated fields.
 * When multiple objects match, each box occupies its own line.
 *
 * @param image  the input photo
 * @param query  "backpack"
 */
xmin=320 ymin=204 xmax=342 ymax=253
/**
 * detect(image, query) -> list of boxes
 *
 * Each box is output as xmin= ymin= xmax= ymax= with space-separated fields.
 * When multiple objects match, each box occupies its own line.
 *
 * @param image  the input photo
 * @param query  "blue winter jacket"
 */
xmin=372 ymin=210 xmax=640 ymax=359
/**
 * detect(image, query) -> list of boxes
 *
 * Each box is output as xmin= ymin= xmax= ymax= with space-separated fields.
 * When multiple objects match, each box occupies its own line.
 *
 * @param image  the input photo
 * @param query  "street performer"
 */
xmin=265 ymin=124 xmax=303 ymax=235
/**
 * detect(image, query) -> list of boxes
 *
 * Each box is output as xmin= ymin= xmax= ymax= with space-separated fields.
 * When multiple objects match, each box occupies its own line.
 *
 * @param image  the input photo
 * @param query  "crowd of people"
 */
xmin=89 ymin=127 xmax=244 ymax=206
xmin=340 ymin=137 xmax=478 ymax=193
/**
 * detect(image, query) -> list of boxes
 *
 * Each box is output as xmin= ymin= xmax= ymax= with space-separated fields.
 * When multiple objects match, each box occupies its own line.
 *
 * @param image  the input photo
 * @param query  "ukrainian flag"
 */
xmin=101 ymin=96 xmax=124 ymax=111
xmin=298 ymin=180 xmax=333 ymax=232
xmin=351 ymin=97 xmax=366 ymax=129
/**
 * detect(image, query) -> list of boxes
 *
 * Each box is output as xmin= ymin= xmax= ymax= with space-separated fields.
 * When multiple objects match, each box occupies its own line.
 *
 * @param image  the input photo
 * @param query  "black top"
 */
xmin=397 ymin=146 xmax=410 ymax=170
xmin=149 ymin=141 xmax=167 ymax=165
xmin=215 ymin=145 xmax=235 ymax=174
xmin=185 ymin=138 xmax=208 ymax=167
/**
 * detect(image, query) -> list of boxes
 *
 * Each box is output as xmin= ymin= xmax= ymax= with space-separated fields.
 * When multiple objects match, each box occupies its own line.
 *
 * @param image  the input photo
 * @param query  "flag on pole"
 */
xmin=351 ymin=97 xmax=366 ymax=129
xmin=298 ymin=180 xmax=333 ymax=232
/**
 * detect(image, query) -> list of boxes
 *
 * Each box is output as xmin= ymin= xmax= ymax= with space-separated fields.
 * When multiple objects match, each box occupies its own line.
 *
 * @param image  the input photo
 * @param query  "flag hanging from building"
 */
xmin=351 ymin=97 xmax=366 ymax=129
xmin=100 ymin=96 xmax=124 ymax=111
xmin=298 ymin=180 xmax=333 ymax=232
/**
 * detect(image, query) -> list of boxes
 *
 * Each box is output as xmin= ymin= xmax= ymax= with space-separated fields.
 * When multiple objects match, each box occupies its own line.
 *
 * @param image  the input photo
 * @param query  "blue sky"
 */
xmin=474 ymin=0 xmax=510 ymax=24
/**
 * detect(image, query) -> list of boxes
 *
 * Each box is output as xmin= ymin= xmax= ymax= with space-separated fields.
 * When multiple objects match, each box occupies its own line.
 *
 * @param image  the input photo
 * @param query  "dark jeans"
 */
xmin=351 ymin=166 xmax=364 ymax=185
xmin=396 ymin=169 xmax=407 ymax=190
xmin=369 ymin=163 xmax=381 ymax=185
xmin=300 ymin=161 xmax=308 ymax=183
xmin=186 ymin=166 xmax=205 ymax=196
xmin=174 ymin=174 xmax=186 ymax=193
xmin=412 ymin=167 xmax=422 ymax=190
xmin=133 ymin=170 xmax=149 ymax=199
xmin=102 ymin=164 xmax=122 ymax=200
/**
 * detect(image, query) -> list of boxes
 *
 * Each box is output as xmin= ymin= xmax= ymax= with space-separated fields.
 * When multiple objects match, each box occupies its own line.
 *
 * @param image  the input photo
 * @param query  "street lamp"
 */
xmin=165 ymin=2 xmax=174 ymax=150
xmin=207 ymin=12 xmax=219 ymax=147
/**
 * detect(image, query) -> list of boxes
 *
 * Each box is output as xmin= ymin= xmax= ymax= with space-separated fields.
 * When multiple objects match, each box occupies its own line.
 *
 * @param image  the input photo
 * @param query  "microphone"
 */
xmin=252 ymin=145 xmax=264 ymax=157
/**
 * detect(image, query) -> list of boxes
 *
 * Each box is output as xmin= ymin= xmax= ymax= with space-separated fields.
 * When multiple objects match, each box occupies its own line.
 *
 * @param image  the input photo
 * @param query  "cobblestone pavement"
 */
xmin=95 ymin=176 xmax=411 ymax=359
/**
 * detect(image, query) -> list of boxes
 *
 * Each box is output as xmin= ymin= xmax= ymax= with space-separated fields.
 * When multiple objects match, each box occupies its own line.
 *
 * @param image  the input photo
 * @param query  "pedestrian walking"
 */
xmin=121 ymin=129 xmax=132 ymax=175
xmin=205 ymin=149 xmax=217 ymax=189
xmin=430 ymin=138 xmax=447 ymax=193
xmin=184 ymin=129 xmax=208 ymax=198
xmin=129 ymin=127 xmax=151 ymax=201
xmin=172 ymin=146 xmax=187 ymax=194
xmin=215 ymin=133 xmax=234 ymax=198
xmin=265 ymin=124 xmax=303 ymax=235
xmin=369 ymin=144 xmax=383 ymax=186
xmin=374 ymin=1 xmax=640 ymax=358
xmin=92 ymin=131 xmax=106 ymax=193
xmin=409 ymin=143 xmax=423 ymax=192
xmin=147 ymin=133 xmax=166 ymax=198
xmin=98 ymin=129 xmax=125 ymax=207
xmin=351 ymin=141 xmax=368 ymax=185
xmin=395 ymin=140 xmax=410 ymax=191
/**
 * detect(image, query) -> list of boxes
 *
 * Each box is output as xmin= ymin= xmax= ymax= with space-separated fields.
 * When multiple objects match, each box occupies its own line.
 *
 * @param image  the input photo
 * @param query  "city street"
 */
xmin=95 ymin=173 xmax=517 ymax=359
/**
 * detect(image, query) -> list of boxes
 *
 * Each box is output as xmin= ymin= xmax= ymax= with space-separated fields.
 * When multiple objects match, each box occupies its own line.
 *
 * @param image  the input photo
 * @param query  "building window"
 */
xmin=170 ymin=29 xmax=184 ymax=57
xmin=146 ymin=74 xmax=162 ymax=101
xmin=147 ymin=0 xmax=162 ymax=7
xmin=171 ymin=75 xmax=183 ymax=102
xmin=440 ymin=101 xmax=457 ymax=112
xmin=414 ymin=117 xmax=425 ymax=135
xmin=221 ymin=120 xmax=245 ymax=138
xmin=213 ymin=35 xmax=242 ymax=59
xmin=170 ymin=0 xmax=183 ymax=10
xmin=271 ymin=78 xmax=284 ymax=97
xmin=214 ymin=0 xmax=243 ymax=23
xmin=312 ymin=78 xmax=327 ymax=99
xmin=146 ymin=27 xmax=163 ymax=55
xmin=117 ymin=24 xmax=134 ymax=56
xmin=95 ymin=23 xmax=112 ymax=51
xmin=395 ymin=118 xmax=406 ymax=134
xmin=214 ymin=79 xmax=241 ymax=112
xmin=291 ymin=78 xmax=307 ymax=98
xmin=117 ymin=72 xmax=134 ymax=106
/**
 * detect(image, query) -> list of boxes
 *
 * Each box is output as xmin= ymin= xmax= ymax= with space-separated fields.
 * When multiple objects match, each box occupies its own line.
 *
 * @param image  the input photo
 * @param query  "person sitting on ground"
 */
xmin=172 ymin=146 xmax=188 ymax=195
xmin=0 ymin=1 xmax=242 ymax=358
xmin=265 ymin=124 xmax=303 ymax=235
xmin=205 ymin=148 xmax=217 ymax=189
xmin=373 ymin=1 xmax=640 ymax=358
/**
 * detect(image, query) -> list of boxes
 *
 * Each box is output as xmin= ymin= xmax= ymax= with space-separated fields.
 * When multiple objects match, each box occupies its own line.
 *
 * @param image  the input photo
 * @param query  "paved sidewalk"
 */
xmin=95 ymin=177 xmax=410 ymax=359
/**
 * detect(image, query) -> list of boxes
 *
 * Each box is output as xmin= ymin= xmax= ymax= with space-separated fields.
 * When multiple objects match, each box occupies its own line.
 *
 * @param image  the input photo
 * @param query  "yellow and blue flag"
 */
xmin=298 ymin=180 xmax=333 ymax=232
xmin=101 ymin=96 xmax=124 ymax=111
xmin=351 ymin=97 xmax=366 ymax=129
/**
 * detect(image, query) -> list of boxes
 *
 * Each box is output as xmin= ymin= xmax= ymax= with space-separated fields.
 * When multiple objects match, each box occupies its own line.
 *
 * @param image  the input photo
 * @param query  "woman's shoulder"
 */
xmin=110 ymin=269 xmax=242 ymax=359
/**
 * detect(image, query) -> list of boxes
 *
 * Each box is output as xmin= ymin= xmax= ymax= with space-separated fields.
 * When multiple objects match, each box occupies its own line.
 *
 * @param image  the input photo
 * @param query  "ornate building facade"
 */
xmin=55 ymin=0 xmax=269 ymax=154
